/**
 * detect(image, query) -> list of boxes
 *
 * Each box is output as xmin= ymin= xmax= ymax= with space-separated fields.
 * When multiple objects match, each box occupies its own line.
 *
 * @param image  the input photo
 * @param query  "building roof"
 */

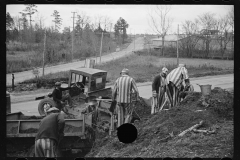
xmin=152 ymin=34 xmax=182 ymax=42
xmin=71 ymin=67 xmax=107 ymax=76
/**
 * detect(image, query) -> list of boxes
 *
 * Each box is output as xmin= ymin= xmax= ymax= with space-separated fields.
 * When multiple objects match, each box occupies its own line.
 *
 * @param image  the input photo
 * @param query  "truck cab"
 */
xmin=68 ymin=68 xmax=111 ymax=99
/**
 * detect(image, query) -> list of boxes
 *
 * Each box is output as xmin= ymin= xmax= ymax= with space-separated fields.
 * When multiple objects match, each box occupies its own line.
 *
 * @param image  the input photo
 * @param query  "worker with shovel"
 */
xmin=35 ymin=107 xmax=65 ymax=157
xmin=112 ymin=68 xmax=139 ymax=127
xmin=151 ymin=67 xmax=169 ymax=114
xmin=166 ymin=64 xmax=189 ymax=108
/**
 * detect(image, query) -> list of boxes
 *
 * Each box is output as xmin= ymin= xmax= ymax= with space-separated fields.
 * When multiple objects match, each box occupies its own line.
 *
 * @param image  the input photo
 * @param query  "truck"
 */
xmin=7 ymin=67 xmax=144 ymax=157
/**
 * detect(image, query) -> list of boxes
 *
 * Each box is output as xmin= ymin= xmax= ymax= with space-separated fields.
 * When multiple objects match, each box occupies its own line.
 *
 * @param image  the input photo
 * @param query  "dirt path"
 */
xmin=6 ymin=37 xmax=144 ymax=85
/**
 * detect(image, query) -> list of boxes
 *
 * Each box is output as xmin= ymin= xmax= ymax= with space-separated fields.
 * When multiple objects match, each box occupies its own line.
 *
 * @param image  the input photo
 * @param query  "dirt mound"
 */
xmin=86 ymin=88 xmax=233 ymax=158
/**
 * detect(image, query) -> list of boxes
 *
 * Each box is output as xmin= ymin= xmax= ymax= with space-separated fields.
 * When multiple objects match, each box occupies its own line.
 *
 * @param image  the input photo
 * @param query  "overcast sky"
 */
xmin=6 ymin=5 xmax=232 ymax=34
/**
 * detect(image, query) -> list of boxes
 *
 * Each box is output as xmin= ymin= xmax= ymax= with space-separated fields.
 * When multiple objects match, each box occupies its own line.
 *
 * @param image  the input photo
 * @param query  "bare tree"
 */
xmin=75 ymin=12 xmax=91 ymax=45
xmin=227 ymin=6 xmax=234 ymax=56
xmin=102 ymin=16 xmax=113 ymax=32
xmin=198 ymin=12 xmax=217 ymax=58
xmin=180 ymin=19 xmax=201 ymax=57
xmin=92 ymin=15 xmax=104 ymax=30
xmin=148 ymin=5 xmax=173 ymax=56
xmin=215 ymin=16 xmax=231 ymax=59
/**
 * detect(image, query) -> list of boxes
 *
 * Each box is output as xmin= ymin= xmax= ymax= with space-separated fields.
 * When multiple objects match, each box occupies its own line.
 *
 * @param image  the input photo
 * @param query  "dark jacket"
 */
xmin=152 ymin=74 xmax=165 ymax=94
xmin=52 ymin=87 xmax=71 ymax=103
xmin=35 ymin=113 xmax=65 ymax=143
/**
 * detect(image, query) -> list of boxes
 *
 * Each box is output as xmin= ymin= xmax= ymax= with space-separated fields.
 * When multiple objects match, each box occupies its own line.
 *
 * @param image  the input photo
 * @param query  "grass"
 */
xmin=15 ymin=52 xmax=233 ymax=90
xmin=6 ymin=40 xmax=132 ymax=74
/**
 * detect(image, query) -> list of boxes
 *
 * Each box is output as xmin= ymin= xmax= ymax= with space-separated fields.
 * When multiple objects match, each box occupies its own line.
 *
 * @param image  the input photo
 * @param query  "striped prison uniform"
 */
xmin=35 ymin=113 xmax=65 ymax=157
xmin=152 ymin=74 xmax=167 ymax=113
xmin=35 ymin=138 xmax=57 ymax=157
xmin=166 ymin=67 xmax=189 ymax=108
xmin=112 ymin=75 xmax=139 ymax=127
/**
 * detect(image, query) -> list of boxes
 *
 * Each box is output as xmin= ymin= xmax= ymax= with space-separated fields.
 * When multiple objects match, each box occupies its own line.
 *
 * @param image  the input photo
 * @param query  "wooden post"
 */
xmin=12 ymin=74 xmax=14 ymax=91
xmin=42 ymin=29 xmax=46 ymax=76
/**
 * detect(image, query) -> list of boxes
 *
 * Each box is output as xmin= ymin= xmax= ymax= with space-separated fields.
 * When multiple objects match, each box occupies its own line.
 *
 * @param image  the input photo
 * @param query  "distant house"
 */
xmin=151 ymin=34 xmax=184 ymax=48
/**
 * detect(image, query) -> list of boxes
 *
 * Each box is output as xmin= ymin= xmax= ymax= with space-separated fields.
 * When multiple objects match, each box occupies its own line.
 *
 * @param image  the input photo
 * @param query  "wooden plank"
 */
xmin=178 ymin=121 xmax=204 ymax=137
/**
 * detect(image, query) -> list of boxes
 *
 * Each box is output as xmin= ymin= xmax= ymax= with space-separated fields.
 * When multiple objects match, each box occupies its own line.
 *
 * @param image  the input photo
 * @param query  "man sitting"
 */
xmin=52 ymin=82 xmax=73 ymax=110
xmin=179 ymin=79 xmax=194 ymax=101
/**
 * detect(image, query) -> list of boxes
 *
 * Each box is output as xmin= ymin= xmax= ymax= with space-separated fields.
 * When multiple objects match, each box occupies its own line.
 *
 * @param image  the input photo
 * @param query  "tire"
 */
xmin=38 ymin=98 xmax=57 ymax=116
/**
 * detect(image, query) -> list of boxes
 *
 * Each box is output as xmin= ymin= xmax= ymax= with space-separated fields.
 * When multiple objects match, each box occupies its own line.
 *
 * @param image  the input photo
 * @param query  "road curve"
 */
xmin=11 ymin=74 xmax=233 ymax=116
xmin=6 ymin=37 xmax=144 ymax=85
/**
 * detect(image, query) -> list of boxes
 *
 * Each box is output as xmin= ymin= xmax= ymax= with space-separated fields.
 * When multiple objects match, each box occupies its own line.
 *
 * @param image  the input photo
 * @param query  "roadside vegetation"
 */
xmin=8 ymin=50 xmax=233 ymax=93
xmin=6 ymin=5 xmax=131 ymax=73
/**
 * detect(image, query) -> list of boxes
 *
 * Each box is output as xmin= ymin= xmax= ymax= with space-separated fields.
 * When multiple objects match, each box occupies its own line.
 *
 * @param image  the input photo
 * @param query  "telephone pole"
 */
xmin=99 ymin=31 xmax=104 ymax=63
xmin=71 ymin=11 xmax=76 ymax=62
xmin=42 ymin=29 xmax=46 ymax=76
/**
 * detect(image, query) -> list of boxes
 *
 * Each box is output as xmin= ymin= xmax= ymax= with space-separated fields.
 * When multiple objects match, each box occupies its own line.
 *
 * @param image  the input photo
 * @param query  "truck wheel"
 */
xmin=38 ymin=98 xmax=56 ymax=116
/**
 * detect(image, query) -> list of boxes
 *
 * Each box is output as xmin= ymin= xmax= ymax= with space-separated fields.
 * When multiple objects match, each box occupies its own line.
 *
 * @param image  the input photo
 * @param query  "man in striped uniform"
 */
xmin=151 ymin=67 xmax=168 ymax=114
xmin=166 ymin=64 xmax=189 ymax=108
xmin=112 ymin=68 xmax=139 ymax=127
xmin=35 ymin=107 xmax=65 ymax=157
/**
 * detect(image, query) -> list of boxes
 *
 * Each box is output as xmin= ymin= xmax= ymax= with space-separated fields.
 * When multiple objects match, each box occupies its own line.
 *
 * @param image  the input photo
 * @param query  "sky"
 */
xmin=6 ymin=5 xmax=232 ymax=34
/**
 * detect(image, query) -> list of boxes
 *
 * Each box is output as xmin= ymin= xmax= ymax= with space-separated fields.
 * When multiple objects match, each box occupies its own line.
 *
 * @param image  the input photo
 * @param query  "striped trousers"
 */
xmin=35 ymin=138 xmax=57 ymax=157
xmin=117 ymin=103 xmax=132 ymax=127
xmin=166 ymin=81 xmax=180 ymax=108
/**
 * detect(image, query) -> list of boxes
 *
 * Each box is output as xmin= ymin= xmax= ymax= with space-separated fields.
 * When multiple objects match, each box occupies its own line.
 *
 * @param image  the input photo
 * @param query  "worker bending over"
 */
xmin=35 ymin=107 xmax=65 ymax=157
xmin=166 ymin=64 xmax=190 ymax=108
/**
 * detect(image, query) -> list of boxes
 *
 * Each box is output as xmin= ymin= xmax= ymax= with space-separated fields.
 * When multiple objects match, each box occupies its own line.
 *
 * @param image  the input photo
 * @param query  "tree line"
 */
xmin=6 ymin=4 xmax=130 ymax=64
xmin=148 ymin=6 xmax=234 ymax=59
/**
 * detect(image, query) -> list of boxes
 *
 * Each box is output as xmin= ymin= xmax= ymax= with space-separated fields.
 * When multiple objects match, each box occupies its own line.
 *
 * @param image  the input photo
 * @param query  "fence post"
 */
xmin=12 ymin=74 xmax=14 ymax=91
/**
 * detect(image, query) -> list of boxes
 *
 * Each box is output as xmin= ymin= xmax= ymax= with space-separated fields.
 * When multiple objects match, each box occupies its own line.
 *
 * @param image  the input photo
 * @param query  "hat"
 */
xmin=162 ymin=67 xmax=168 ymax=74
xmin=45 ymin=107 xmax=59 ymax=113
xmin=55 ymin=82 xmax=61 ymax=86
xmin=178 ymin=64 xmax=186 ymax=67
xmin=121 ymin=68 xmax=129 ymax=74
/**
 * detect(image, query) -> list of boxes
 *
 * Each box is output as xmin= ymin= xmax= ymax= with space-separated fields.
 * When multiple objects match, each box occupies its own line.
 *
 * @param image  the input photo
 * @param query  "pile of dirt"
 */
xmin=86 ymin=87 xmax=233 ymax=158
xmin=64 ymin=124 xmax=82 ymax=133
xmin=20 ymin=128 xmax=38 ymax=133
xmin=7 ymin=126 xmax=18 ymax=134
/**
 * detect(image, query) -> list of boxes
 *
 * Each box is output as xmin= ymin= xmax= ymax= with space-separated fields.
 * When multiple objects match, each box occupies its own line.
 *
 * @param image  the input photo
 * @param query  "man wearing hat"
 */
xmin=152 ymin=67 xmax=169 ymax=114
xmin=112 ymin=68 xmax=139 ymax=127
xmin=166 ymin=64 xmax=189 ymax=108
xmin=52 ymin=81 xmax=73 ymax=111
xmin=35 ymin=107 xmax=65 ymax=157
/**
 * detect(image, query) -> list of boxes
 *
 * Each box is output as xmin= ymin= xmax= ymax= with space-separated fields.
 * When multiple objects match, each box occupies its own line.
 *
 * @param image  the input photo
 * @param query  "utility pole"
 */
xmin=99 ymin=31 xmax=104 ymax=63
xmin=71 ymin=11 xmax=76 ymax=62
xmin=177 ymin=24 xmax=179 ymax=66
xmin=134 ymin=30 xmax=135 ymax=52
xmin=42 ymin=29 xmax=46 ymax=76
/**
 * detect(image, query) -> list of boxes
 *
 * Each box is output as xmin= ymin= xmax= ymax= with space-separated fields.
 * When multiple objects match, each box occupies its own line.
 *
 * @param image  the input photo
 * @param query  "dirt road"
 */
xmin=6 ymin=37 xmax=144 ymax=85
xmin=11 ymin=74 xmax=233 ymax=116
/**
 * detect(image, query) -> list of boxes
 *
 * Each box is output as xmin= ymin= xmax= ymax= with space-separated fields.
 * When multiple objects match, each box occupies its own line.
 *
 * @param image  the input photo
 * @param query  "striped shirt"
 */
xmin=112 ymin=75 xmax=139 ymax=103
xmin=166 ymin=67 xmax=189 ymax=89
